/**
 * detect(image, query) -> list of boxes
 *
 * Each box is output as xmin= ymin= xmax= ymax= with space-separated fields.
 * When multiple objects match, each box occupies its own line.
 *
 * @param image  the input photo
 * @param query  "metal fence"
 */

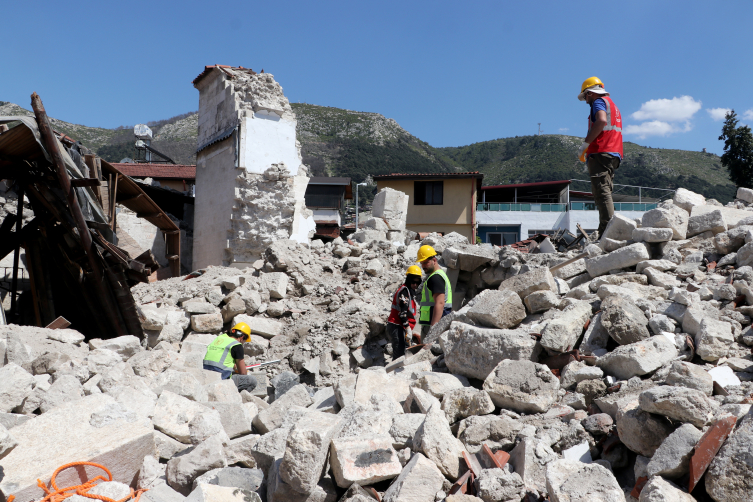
xmin=477 ymin=202 xmax=658 ymax=212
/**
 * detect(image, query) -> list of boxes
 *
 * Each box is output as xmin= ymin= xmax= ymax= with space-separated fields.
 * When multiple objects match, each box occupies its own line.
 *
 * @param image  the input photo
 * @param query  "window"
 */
xmin=488 ymin=232 xmax=519 ymax=246
xmin=414 ymin=181 xmax=443 ymax=205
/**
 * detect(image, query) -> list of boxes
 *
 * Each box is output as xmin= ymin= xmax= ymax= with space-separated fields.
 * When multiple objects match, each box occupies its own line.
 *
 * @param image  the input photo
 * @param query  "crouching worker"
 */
xmin=387 ymin=265 xmax=422 ymax=359
xmin=203 ymin=322 xmax=257 ymax=392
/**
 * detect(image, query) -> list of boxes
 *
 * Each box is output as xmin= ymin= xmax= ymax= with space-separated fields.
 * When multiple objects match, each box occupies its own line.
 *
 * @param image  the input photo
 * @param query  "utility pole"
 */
xmin=537 ymin=123 xmax=543 ymax=136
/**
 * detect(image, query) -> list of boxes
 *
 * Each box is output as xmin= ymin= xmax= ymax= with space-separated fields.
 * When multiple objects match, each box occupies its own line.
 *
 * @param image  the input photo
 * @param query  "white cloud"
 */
xmin=707 ymin=108 xmax=732 ymax=121
xmin=743 ymin=109 xmax=753 ymax=120
xmin=559 ymin=127 xmax=569 ymax=132
xmin=623 ymin=121 xmax=692 ymax=139
xmin=630 ymin=96 xmax=702 ymax=122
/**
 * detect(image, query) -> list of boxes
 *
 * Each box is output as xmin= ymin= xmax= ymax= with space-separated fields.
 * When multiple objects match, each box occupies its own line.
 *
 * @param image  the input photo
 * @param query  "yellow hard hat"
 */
xmin=406 ymin=265 xmax=423 ymax=277
xmin=578 ymin=76 xmax=609 ymax=101
xmin=231 ymin=322 xmax=252 ymax=342
xmin=416 ymin=245 xmax=437 ymax=263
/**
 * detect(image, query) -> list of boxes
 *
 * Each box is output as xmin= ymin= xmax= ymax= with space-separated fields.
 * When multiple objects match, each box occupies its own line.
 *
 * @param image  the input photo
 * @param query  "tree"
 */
xmin=719 ymin=110 xmax=753 ymax=188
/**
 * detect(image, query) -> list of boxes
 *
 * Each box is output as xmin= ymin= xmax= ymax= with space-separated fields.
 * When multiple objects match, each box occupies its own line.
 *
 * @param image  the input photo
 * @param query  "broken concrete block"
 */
xmin=466 ymin=289 xmax=526 ymax=329
xmin=539 ymin=300 xmax=592 ymax=353
xmin=0 ymin=363 xmax=34 ymax=413
xmin=665 ymin=361 xmax=713 ymax=396
xmin=632 ymin=227 xmax=674 ymax=243
xmin=151 ymin=369 xmax=207 ymax=402
xmin=646 ymin=423 xmax=702 ymax=479
xmin=582 ymin=413 xmax=613 ymax=436
xmin=708 ymin=365 xmax=741 ymax=390
xmin=404 ymin=387 xmax=441 ymax=414
xmin=267 ymin=457 xmax=338 ymax=502
xmin=183 ymin=300 xmax=216 ymax=314
xmin=67 ymin=481 xmax=132 ymax=502
xmin=205 ymin=402 xmax=254 ymax=439
xmin=389 ymin=413 xmax=425 ymax=449
xmin=562 ymin=441 xmax=592 ymax=463
xmin=510 ymin=437 xmax=558 ymax=496
xmin=0 ymin=423 xmax=18 ymax=461
xmin=415 ymin=372 xmax=470 ymax=400
xmin=474 ymin=468 xmax=526 ymax=502
xmin=129 ymin=350 xmax=181 ymax=379
xmin=330 ymin=435 xmax=401 ymax=488
xmin=602 ymin=213 xmax=638 ymax=242
xmin=596 ymin=336 xmax=678 ymax=380
xmin=413 ymin=404 xmax=466 ymax=480
xmin=153 ymin=390 xmax=210 ymax=444
xmin=381 ymin=453 xmax=445 ymax=502
xmin=673 ymin=187 xmax=706 ymax=213
xmin=253 ymin=384 xmax=312 ymax=434
xmin=261 ymin=272 xmax=289 ymax=299
xmin=695 ymin=318 xmax=733 ymax=362
xmin=483 ymin=360 xmax=560 ymax=413
xmin=560 ymin=361 xmax=603 ymax=390
xmin=39 ymin=374 xmax=84 ymax=413
xmin=155 ymin=430 xmax=191 ymax=461
xmin=205 ymin=379 xmax=243 ymax=404
xmin=441 ymin=388 xmax=495 ymax=424
xmin=616 ymin=404 xmax=673 ymax=457
xmin=639 ymin=386 xmax=717 ymax=428
xmin=187 ymin=483 xmax=261 ymax=502
xmin=166 ymin=433 xmax=228 ymax=495
xmin=233 ymin=315 xmax=283 ymax=339
xmin=140 ymin=306 xmax=168 ymax=331
xmin=192 ymin=466 xmax=263 ymax=496
xmin=642 ymin=204 xmax=689 ymax=240
xmin=141 ymin=483 xmax=186 ymax=502
xmin=0 ymin=394 xmax=154 ymax=502
xmin=95 ymin=336 xmax=142 ymax=360
xmin=499 ymin=267 xmax=558 ymax=299
xmin=190 ymin=313 xmax=224 ymax=333
xmin=687 ymin=209 xmax=726 ymax=237
xmin=643 ymin=267 xmax=681 ymax=290
xmin=600 ymin=296 xmax=650 ymax=345
xmin=443 ymin=322 xmax=541 ymax=380
xmin=705 ymin=413 xmax=753 ymax=501
xmin=524 ymin=290 xmax=561 ymax=314
xmin=137 ymin=454 xmax=166 ymax=490
xmin=443 ymin=245 xmax=497 ymax=271
xmin=585 ymin=243 xmax=651 ymax=277
xmin=354 ymin=369 xmax=410 ymax=405
xmin=580 ymin=312 xmax=609 ymax=356
xmin=694 ymin=204 xmax=753 ymax=229
xmin=545 ymin=459 xmax=623 ymax=502
xmin=308 ymin=386 xmax=339 ymax=414
xmin=335 ymin=374 xmax=357 ymax=409
xmin=87 ymin=348 xmax=122 ymax=375
xmin=279 ymin=411 xmax=342 ymax=494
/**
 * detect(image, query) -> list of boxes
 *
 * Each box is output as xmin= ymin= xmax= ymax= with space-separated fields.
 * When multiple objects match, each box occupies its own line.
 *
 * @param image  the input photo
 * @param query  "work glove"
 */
xmin=577 ymin=142 xmax=590 ymax=162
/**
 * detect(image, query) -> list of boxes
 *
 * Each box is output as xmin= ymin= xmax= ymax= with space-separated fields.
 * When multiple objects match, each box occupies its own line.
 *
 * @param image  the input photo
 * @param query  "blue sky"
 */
xmin=4 ymin=0 xmax=752 ymax=155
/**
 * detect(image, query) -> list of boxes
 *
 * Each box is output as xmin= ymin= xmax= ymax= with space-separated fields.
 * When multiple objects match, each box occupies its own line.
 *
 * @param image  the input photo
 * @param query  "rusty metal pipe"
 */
xmin=30 ymin=92 xmax=126 ymax=338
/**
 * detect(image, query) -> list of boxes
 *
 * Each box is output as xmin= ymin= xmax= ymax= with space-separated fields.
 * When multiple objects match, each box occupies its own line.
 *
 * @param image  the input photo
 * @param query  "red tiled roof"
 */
xmin=192 ymin=65 xmax=258 ymax=86
xmin=481 ymin=180 xmax=571 ymax=190
xmin=111 ymin=163 xmax=196 ymax=180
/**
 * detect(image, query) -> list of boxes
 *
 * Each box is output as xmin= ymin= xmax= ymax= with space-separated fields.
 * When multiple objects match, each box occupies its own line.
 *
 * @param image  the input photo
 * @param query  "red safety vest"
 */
xmin=586 ymin=96 xmax=623 ymax=158
xmin=387 ymin=284 xmax=417 ymax=329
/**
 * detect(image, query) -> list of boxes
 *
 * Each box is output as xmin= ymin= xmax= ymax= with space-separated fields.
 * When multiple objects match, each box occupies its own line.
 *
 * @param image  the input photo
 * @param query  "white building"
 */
xmin=476 ymin=180 xmax=673 ymax=245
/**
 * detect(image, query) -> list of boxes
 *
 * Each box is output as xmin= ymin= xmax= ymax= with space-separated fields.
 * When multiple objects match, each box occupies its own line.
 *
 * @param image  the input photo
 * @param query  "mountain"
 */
xmin=0 ymin=101 xmax=736 ymax=203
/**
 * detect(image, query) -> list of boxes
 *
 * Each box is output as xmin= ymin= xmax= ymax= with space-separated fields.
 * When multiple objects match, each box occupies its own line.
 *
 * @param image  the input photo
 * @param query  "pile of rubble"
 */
xmin=4 ymin=186 xmax=753 ymax=501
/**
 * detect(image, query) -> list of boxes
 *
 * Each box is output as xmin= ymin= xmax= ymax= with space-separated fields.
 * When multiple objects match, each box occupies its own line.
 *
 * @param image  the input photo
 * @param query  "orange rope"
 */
xmin=8 ymin=462 xmax=148 ymax=502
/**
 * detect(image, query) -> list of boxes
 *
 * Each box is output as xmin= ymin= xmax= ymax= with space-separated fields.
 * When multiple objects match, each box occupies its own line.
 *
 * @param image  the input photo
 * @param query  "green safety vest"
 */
xmin=419 ymin=269 xmax=452 ymax=323
xmin=203 ymin=333 xmax=241 ymax=375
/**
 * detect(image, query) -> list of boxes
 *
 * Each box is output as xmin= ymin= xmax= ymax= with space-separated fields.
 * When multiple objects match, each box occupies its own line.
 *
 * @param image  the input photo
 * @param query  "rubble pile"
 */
xmin=4 ymin=186 xmax=753 ymax=501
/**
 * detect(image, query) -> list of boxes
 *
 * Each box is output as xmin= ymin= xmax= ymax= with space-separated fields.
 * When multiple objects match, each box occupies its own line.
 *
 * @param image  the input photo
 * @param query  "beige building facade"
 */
xmin=374 ymin=172 xmax=483 ymax=242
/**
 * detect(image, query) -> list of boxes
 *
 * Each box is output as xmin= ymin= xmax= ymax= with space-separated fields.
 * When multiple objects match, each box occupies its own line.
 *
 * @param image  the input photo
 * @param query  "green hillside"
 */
xmin=0 ymin=100 xmax=736 ymax=203
xmin=438 ymin=135 xmax=735 ymax=203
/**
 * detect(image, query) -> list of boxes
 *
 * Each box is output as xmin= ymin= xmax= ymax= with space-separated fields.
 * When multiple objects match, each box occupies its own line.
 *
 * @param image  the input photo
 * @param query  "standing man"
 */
xmin=203 ymin=322 xmax=257 ymax=392
xmin=577 ymin=76 xmax=623 ymax=237
xmin=416 ymin=245 xmax=453 ymax=340
xmin=386 ymin=265 xmax=422 ymax=359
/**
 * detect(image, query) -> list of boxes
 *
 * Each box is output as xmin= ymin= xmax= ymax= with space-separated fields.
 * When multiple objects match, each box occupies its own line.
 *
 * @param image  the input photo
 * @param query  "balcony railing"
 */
xmin=477 ymin=202 xmax=658 ymax=212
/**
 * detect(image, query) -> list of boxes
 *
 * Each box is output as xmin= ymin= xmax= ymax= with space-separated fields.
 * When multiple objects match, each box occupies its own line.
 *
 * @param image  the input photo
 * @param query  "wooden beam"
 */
xmin=117 ymin=193 xmax=143 ymax=205
xmin=71 ymin=178 xmax=101 ymax=187
xmin=136 ymin=212 xmax=162 ymax=218
xmin=45 ymin=316 xmax=71 ymax=330
xmin=110 ymin=173 xmax=119 ymax=230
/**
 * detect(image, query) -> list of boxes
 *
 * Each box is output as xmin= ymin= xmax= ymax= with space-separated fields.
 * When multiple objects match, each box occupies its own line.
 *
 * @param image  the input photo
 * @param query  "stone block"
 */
xmin=151 ymin=369 xmax=206 ymax=402
xmin=695 ymin=318 xmax=733 ymax=362
xmin=253 ymin=384 xmax=312 ymax=434
xmin=154 ymin=430 xmax=191 ymax=461
xmin=639 ymin=386 xmax=717 ymax=428
xmin=183 ymin=301 xmax=216 ymax=314
xmin=441 ymin=388 xmax=495 ymax=424
xmin=330 ymin=435 xmax=401 ymax=489
xmin=646 ymin=423 xmax=702 ymax=479
xmin=389 ymin=413 xmax=425 ymax=449
xmin=153 ymin=391 xmax=210 ymax=444
xmin=205 ymin=402 xmax=254 ymax=438
xmin=602 ymin=214 xmax=638 ymax=242
xmin=191 ymin=314 xmax=223 ymax=333
xmin=596 ymin=336 xmax=678 ymax=380
xmin=414 ymin=372 xmax=470 ymax=400
xmin=524 ymin=290 xmax=561 ymax=314
xmin=141 ymin=483 xmax=186 ymax=502
xmin=705 ymin=414 xmax=753 ymax=501
xmin=466 ymin=289 xmax=526 ymax=329
xmin=687 ymin=209 xmax=726 ymax=237
xmin=261 ymin=272 xmax=289 ymax=299
xmin=560 ymin=361 xmax=603 ymax=390
xmin=509 ymin=437 xmax=558 ymax=496
xmin=403 ymin=387 xmax=440 ymax=414
xmin=443 ymin=322 xmax=541 ymax=380
xmin=632 ymin=227 xmax=674 ymax=242
xmin=354 ymin=369 xmax=410 ymax=405
xmin=0 ymin=394 xmax=154 ymax=502
xmin=545 ymin=459 xmax=623 ymax=502
xmin=600 ymin=296 xmax=650 ymax=345
xmin=643 ymin=267 xmax=681 ymax=289
xmin=642 ymin=204 xmax=689 ymax=240
xmin=334 ymin=374 xmax=357 ymax=409
xmin=0 ymin=363 xmax=34 ymax=413
xmin=665 ymin=361 xmax=713 ymax=395
xmin=186 ymin=483 xmax=261 ymax=502
xmin=673 ymin=187 xmax=706 ymax=213
xmin=616 ymin=404 xmax=673 ymax=457
xmin=442 ymin=245 xmax=497 ymax=272
xmin=166 ymin=433 xmax=228 ymax=495
xmin=39 ymin=374 xmax=84 ymax=413
xmin=539 ymin=301 xmax=593 ymax=353
xmin=499 ymin=267 xmax=557 ymax=299
xmin=382 ymin=452 xmax=446 ymax=502
xmin=585 ymin=243 xmax=651 ymax=277
xmin=205 ymin=379 xmax=242 ymax=404
xmin=483 ymin=360 xmax=560 ymax=413
xmin=474 ymin=468 xmax=526 ymax=502
xmin=553 ymin=258 xmax=587 ymax=280
xmin=693 ymin=204 xmax=753 ymax=229
xmin=372 ymin=188 xmax=409 ymax=222
xmin=233 ymin=315 xmax=283 ymax=339
xmin=413 ymin=404 xmax=466 ymax=480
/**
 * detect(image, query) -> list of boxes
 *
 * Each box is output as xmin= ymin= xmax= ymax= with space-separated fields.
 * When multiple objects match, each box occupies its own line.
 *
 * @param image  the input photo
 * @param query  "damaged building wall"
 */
xmin=192 ymin=66 xmax=315 ymax=269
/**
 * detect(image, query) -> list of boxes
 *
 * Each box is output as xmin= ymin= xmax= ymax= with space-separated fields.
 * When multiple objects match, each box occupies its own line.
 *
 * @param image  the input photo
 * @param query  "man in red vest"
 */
xmin=577 ymin=76 xmax=623 ymax=236
xmin=386 ymin=265 xmax=422 ymax=359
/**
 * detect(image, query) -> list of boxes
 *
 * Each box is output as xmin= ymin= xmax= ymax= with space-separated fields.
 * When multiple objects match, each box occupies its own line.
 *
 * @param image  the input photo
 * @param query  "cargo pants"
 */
xmin=587 ymin=153 xmax=621 ymax=236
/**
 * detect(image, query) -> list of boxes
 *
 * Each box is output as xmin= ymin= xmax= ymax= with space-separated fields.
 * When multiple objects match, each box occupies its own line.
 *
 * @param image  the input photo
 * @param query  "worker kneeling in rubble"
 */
xmin=387 ymin=265 xmax=422 ymax=359
xmin=203 ymin=322 xmax=257 ymax=392
xmin=417 ymin=245 xmax=453 ymax=340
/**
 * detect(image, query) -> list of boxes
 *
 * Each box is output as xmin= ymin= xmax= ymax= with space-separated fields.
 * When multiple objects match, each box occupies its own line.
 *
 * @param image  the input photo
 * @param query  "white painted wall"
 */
xmin=242 ymin=115 xmax=300 ymax=176
xmin=312 ymin=209 xmax=341 ymax=225
xmin=478 ymin=209 xmax=648 ymax=239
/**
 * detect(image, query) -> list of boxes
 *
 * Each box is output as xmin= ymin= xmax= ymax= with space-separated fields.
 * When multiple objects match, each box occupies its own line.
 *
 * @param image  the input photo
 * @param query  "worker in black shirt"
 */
xmin=386 ymin=266 xmax=422 ymax=358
